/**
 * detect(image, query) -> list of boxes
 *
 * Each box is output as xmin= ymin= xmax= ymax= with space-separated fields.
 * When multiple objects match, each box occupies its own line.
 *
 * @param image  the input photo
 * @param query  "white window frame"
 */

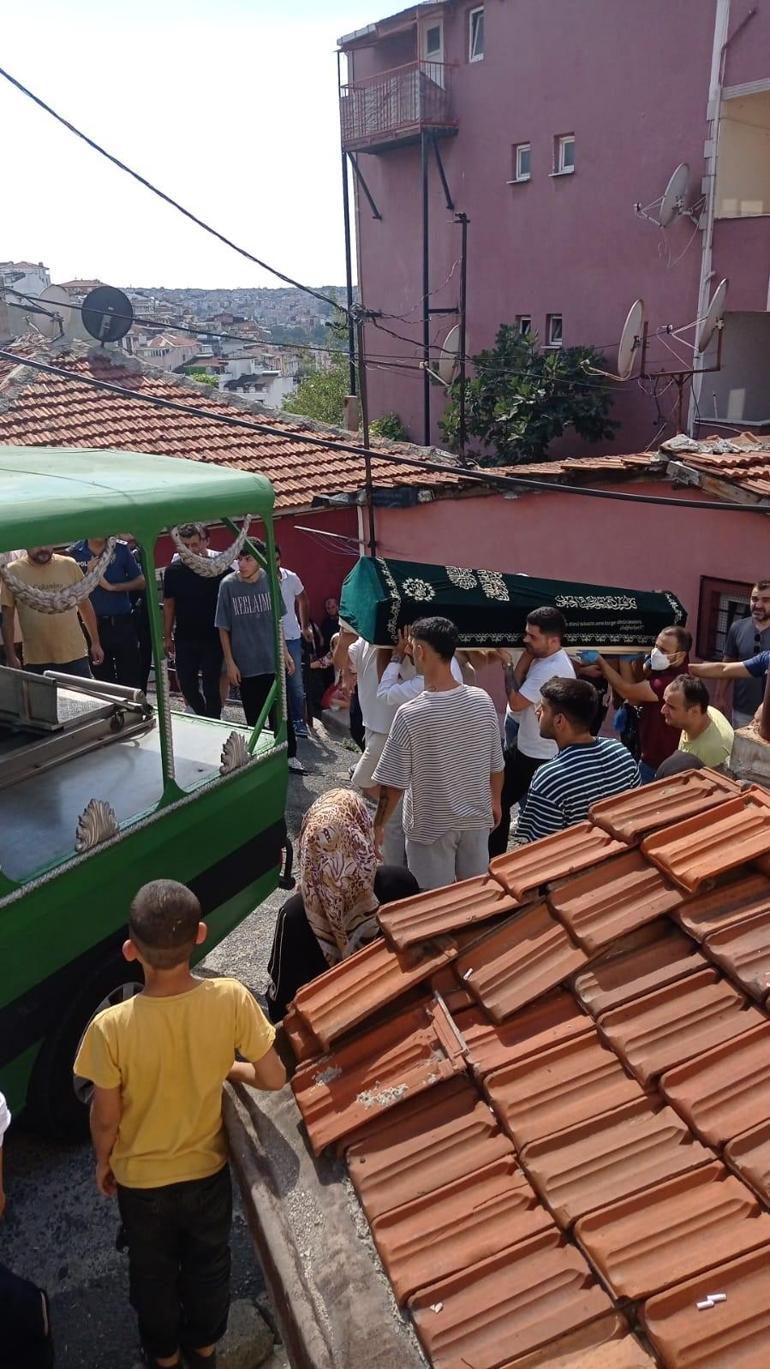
xmin=546 ymin=314 xmax=563 ymax=348
xmin=468 ymin=7 xmax=485 ymax=62
xmin=553 ymin=134 xmax=575 ymax=176
xmin=425 ymin=22 xmax=443 ymax=57
xmin=514 ymin=142 xmax=531 ymax=182
xmin=517 ymin=315 xmax=532 ymax=336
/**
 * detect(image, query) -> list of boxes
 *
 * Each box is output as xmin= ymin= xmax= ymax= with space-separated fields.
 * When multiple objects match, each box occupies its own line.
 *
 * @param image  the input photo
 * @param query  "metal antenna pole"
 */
xmin=456 ymin=211 xmax=469 ymax=463
xmin=356 ymin=312 xmax=377 ymax=557
xmin=421 ymin=129 xmax=431 ymax=447
xmin=337 ymin=49 xmax=357 ymax=395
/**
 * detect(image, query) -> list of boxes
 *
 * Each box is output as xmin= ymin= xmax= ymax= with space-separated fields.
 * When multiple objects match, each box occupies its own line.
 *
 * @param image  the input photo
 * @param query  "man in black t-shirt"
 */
xmin=163 ymin=524 xmax=228 ymax=718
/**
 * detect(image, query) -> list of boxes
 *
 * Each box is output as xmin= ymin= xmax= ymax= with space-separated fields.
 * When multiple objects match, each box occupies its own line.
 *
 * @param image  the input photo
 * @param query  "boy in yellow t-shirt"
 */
xmin=75 ymin=879 xmax=285 ymax=1369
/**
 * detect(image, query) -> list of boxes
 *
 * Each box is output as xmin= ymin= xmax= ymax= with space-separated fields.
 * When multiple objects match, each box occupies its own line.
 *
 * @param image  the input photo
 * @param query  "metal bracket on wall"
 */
xmin=432 ymin=133 xmax=455 ymax=212
xmin=350 ymin=155 xmax=382 ymax=220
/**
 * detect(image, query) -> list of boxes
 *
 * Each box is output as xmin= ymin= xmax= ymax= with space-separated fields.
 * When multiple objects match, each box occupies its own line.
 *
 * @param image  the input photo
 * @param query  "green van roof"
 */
xmin=0 ymin=446 xmax=274 ymax=548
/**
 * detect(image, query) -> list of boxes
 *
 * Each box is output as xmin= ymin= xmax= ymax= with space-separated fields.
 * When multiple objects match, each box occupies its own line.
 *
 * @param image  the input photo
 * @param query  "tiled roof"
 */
xmin=280 ymin=767 xmax=770 ymax=1366
xmin=0 ymin=338 xmax=667 ymax=515
xmin=662 ymin=432 xmax=770 ymax=499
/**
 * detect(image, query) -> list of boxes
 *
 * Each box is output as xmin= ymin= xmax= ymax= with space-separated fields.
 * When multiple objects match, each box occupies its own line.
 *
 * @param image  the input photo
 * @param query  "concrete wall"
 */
xmin=372 ymin=481 xmax=770 ymax=640
xmin=345 ymin=0 xmax=770 ymax=454
xmin=708 ymin=312 xmax=770 ymax=423
xmin=716 ymin=92 xmax=770 ymax=218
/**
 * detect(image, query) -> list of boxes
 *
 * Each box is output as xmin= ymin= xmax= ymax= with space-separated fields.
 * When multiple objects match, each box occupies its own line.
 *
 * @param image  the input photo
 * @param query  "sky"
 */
xmin=2 ymin=0 xmax=380 ymax=289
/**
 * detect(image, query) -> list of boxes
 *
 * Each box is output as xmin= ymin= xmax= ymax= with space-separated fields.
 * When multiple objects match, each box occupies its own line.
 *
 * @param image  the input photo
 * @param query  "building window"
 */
xmin=697 ymin=576 xmax=753 ymax=658
xmin=554 ymin=134 xmax=575 ymax=175
xmin=425 ymin=23 xmax=442 ymax=56
xmin=517 ymin=315 xmax=532 ymax=336
xmin=513 ymin=143 xmax=531 ymax=182
xmin=546 ymin=314 xmax=563 ymax=348
xmin=469 ymin=7 xmax=485 ymax=61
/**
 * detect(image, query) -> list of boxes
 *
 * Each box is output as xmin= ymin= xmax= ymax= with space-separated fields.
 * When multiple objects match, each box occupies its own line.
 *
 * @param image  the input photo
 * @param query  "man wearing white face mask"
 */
xmin=596 ymin=625 xmax=692 ymax=783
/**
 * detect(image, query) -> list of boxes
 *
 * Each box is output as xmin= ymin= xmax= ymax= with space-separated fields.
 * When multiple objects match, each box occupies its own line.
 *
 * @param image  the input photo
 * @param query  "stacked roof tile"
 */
xmin=282 ymin=770 xmax=770 ymax=1367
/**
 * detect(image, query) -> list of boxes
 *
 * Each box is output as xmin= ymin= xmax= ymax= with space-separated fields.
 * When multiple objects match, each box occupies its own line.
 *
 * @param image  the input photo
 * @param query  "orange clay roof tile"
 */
xmin=702 ymin=909 xmax=770 ymax=1002
xmin=291 ymin=934 xmax=458 ymax=1048
xmin=659 ymin=1020 xmax=770 ymax=1149
xmin=642 ymin=1245 xmax=770 ymax=1368
xmin=454 ymin=991 xmax=593 ymax=1079
xmin=641 ymin=790 xmax=770 ymax=893
xmin=589 ymin=769 xmax=741 ymax=843
xmin=500 ymin=1312 xmax=655 ymax=1367
xmin=572 ymin=920 xmax=703 ymax=1016
xmin=346 ymin=1078 xmax=512 ymax=1220
xmin=674 ymin=869 xmax=770 ymax=940
xmin=455 ymin=903 xmax=588 ymax=1023
xmin=281 ymin=1006 xmax=322 ymax=1064
xmin=291 ymin=998 xmax=466 ymax=1155
xmin=725 ymin=1119 xmax=770 ymax=1206
xmin=485 ymin=1031 xmax=643 ymax=1149
xmin=598 ymin=967 xmax=759 ymax=1086
xmin=547 ymin=850 xmax=684 ymax=954
xmin=489 ymin=823 xmax=627 ymax=900
xmin=408 ymin=1228 xmax=614 ymax=1369
xmin=520 ymin=1096 xmax=713 ymax=1229
xmin=575 ymin=1161 xmax=770 ymax=1301
xmin=377 ymin=875 xmax=519 ymax=951
xmin=370 ymin=1155 xmax=552 ymax=1302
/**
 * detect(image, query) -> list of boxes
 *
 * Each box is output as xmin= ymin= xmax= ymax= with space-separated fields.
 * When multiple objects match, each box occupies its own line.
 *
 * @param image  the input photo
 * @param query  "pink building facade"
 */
xmin=339 ymin=0 xmax=770 ymax=452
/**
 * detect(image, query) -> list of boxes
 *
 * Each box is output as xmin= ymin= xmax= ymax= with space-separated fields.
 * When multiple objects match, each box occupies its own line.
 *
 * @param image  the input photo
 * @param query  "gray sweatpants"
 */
xmin=406 ymin=827 xmax=490 ymax=891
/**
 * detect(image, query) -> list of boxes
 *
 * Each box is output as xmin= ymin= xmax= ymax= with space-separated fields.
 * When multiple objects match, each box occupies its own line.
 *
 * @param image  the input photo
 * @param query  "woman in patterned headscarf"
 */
xmin=266 ymin=788 xmax=418 ymax=1021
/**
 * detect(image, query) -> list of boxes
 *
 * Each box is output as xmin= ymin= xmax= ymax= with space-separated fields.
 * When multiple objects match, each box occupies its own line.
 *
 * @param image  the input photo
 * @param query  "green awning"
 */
xmin=339 ymin=557 xmax=686 ymax=648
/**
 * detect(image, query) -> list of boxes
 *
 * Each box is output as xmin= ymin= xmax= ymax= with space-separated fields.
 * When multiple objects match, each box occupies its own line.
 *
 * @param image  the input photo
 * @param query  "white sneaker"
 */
xmin=288 ymin=756 xmax=306 ymax=774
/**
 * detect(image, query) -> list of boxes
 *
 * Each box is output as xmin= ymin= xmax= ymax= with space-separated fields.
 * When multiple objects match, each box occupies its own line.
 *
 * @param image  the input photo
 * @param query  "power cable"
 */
xmin=0 ymin=63 xmax=343 ymax=313
xmin=0 ymin=345 xmax=767 ymax=516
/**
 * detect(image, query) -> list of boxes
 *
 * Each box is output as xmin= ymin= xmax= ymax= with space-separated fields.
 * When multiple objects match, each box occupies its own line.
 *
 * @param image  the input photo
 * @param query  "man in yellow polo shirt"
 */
xmin=0 ymin=546 xmax=103 ymax=677
xmin=661 ymin=674 xmax=734 ymax=768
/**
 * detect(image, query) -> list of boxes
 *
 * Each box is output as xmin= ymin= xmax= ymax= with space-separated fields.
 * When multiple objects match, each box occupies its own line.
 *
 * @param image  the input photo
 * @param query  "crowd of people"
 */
xmin=4 ymin=557 xmax=770 ymax=1368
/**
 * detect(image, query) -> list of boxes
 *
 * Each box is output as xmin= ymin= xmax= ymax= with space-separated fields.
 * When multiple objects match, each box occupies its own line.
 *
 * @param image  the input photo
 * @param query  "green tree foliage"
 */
xmin=187 ymin=369 xmax=219 ymax=388
xmin=440 ymin=327 xmax=618 ymax=464
xmin=370 ymin=412 xmax=408 ymax=442
xmin=282 ymin=351 xmax=348 ymax=427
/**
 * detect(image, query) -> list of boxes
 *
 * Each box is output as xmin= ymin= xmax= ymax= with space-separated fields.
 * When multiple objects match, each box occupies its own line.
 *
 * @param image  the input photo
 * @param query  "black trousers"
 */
xmin=488 ymin=745 xmax=545 ymax=857
xmin=93 ymin=614 xmax=141 ymax=688
xmin=175 ymin=637 xmax=223 ymax=719
xmin=239 ymin=672 xmax=297 ymax=759
xmin=117 ymin=1166 xmax=232 ymax=1360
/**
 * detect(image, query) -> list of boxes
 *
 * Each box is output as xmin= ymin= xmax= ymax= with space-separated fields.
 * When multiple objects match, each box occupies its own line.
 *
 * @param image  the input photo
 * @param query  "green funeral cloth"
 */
xmin=339 ymin=556 xmax=686 ymax=648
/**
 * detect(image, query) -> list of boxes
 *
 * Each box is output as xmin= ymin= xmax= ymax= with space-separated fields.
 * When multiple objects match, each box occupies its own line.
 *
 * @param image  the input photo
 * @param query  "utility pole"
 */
xmin=455 ymin=211 xmax=469 ymax=464
xmin=421 ymin=130 xmax=431 ymax=447
xmin=355 ymin=311 xmax=377 ymax=557
xmin=337 ymin=49 xmax=357 ymax=396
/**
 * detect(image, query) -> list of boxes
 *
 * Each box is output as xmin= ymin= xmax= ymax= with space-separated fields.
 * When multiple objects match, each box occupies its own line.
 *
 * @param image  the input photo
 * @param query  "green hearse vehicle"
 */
xmin=0 ymin=445 xmax=288 ymax=1136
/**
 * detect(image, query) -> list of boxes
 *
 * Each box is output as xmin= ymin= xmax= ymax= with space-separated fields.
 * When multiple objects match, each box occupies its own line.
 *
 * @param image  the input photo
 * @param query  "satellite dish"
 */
xmin=81 ymin=286 xmax=134 ymax=343
xmin=659 ymin=163 xmax=690 ymax=229
xmin=617 ymin=299 xmax=645 ymax=380
xmin=696 ymin=278 xmax=728 ymax=354
xmin=35 ymin=285 xmax=90 ymax=342
xmin=437 ymin=324 xmax=461 ymax=385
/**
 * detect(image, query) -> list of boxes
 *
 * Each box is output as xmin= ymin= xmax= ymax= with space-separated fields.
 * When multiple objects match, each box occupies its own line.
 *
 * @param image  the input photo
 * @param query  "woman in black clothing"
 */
xmin=266 ymin=789 xmax=417 ymax=1021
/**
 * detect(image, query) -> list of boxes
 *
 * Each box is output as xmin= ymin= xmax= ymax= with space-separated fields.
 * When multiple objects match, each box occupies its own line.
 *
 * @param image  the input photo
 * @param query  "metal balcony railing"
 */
xmin=340 ymin=60 xmax=455 ymax=152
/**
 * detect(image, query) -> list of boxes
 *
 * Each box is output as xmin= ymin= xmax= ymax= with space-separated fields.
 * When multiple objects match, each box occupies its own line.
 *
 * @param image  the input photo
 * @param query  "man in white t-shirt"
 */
xmin=333 ymin=628 xmax=406 ymax=862
xmin=376 ymin=628 xmax=464 ymax=706
xmin=489 ymin=606 xmax=576 ymax=855
xmin=276 ymin=546 xmax=310 ymax=736
xmin=374 ymin=617 xmax=504 ymax=890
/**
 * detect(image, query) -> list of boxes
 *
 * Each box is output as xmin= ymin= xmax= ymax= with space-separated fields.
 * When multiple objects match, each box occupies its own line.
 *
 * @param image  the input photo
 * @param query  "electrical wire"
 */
xmin=0 ymin=63 xmax=343 ymax=314
xmin=0 ymin=344 xmax=767 ymax=516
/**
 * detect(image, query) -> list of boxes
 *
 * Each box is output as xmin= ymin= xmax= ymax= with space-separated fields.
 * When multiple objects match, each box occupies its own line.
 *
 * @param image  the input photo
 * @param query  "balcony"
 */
xmin=340 ymin=60 xmax=456 ymax=154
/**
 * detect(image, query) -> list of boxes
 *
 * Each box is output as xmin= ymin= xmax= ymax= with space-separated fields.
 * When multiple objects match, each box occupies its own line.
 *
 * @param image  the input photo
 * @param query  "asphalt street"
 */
xmin=1 ymin=718 xmax=357 ymax=1369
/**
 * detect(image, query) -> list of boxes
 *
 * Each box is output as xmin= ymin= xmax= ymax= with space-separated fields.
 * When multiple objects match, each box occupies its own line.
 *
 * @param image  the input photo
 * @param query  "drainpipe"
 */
xmin=689 ymin=0 xmax=731 ymax=434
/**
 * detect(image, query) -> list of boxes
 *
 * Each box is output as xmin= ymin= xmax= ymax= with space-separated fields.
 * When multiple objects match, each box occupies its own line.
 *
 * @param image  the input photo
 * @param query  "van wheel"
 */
xmin=27 ymin=954 xmax=144 ymax=1141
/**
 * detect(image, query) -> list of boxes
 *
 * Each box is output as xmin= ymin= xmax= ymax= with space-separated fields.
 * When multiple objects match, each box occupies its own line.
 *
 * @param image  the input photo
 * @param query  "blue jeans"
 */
xmin=285 ymin=637 xmax=306 ymax=726
xmin=639 ymin=761 xmax=657 ymax=785
xmin=27 ymin=657 xmax=92 ymax=679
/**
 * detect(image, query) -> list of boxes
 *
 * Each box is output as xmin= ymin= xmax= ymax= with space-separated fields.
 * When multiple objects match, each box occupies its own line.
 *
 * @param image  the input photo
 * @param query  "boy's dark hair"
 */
xmin=540 ymin=676 xmax=598 ymax=729
xmin=178 ymin=522 xmax=206 ymax=540
xmin=129 ymin=879 xmax=202 ymax=969
xmin=662 ymin=624 xmax=693 ymax=652
xmin=410 ymin=616 xmax=458 ymax=662
xmin=669 ymin=674 xmax=710 ymax=712
xmin=526 ymin=606 xmax=567 ymax=642
xmin=755 ymin=580 xmax=770 ymax=591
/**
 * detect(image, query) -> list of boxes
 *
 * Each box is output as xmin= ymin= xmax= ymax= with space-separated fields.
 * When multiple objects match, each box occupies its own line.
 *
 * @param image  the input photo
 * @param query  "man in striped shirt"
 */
xmin=373 ymin=616 xmax=505 ymax=890
xmin=516 ymin=677 xmax=641 ymax=844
